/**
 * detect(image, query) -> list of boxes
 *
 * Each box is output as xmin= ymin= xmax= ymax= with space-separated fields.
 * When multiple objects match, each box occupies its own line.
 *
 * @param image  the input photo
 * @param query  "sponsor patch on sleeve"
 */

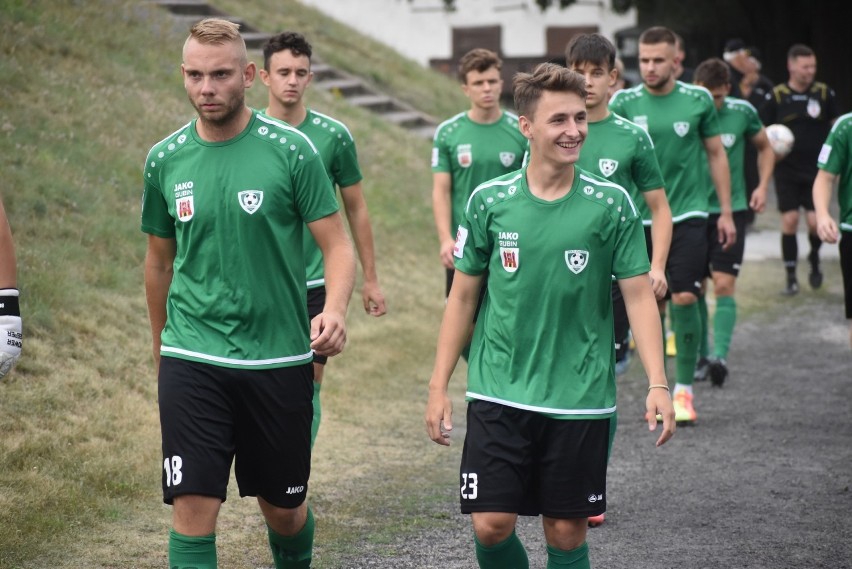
xmin=818 ymin=143 xmax=832 ymax=165
xmin=453 ymin=226 xmax=468 ymax=259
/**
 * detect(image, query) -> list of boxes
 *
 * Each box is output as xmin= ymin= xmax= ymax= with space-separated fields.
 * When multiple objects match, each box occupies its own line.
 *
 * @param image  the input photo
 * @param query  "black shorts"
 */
xmin=158 ymin=356 xmax=313 ymax=508
xmin=841 ymin=232 xmax=852 ymax=319
xmin=706 ymin=211 xmax=749 ymax=277
xmin=665 ymin=218 xmax=708 ymax=296
xmin=775 ymin=176 xmax=815 ymax=213
xmin=459 ymin=400 xmax=609 ymax=519
xmin=446 ymin=268 xmax=488 ymax=322
xmin=306 ymin=287 xmax=327 ymax=365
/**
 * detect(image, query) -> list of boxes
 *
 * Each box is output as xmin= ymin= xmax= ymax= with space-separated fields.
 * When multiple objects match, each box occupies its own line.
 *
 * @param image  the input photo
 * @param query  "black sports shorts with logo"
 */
xmin=158 ymin=356 xmax=313 ymax=508
xmin=459 ymin=399 xmax=609 ymax=519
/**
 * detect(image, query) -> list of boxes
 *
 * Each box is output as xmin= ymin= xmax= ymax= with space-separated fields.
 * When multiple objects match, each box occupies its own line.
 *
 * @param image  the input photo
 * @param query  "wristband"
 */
xmin=648 ymin=384 xmax=669 ymax=392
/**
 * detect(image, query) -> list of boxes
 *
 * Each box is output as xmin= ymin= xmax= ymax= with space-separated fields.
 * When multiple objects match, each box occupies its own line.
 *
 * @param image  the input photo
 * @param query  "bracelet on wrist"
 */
xmin=648 ymin=384 xmax=669 ymax=392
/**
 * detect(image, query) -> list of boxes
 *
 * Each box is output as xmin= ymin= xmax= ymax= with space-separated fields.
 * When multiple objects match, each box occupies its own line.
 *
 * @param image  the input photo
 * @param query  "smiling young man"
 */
xmin=609 ymin=26 xmax=735 ymax=425
xmin=426 ymin=63 xmax=674 ymax=569
xmin=260 ymin=31 xmax=386 ymax=447
xmin=431 ymin=48 xmax=528 ymax=358
xmin=142 ymin=19 xmax=355 ymax=568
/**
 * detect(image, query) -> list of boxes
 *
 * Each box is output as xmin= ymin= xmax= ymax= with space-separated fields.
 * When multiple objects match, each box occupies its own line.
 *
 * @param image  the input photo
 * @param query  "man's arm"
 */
xmin=425 ymin=270 xmax=483 ymax=446
xmin=339 ymin=181 xmax=386 ymax=316
xmin=618 ymin=273 xmax=675 ymax=446
xmin=432 ymin=172 xmax=456 ymax=269
xmin=307 ymin=212 xmax=356 ymax=356
xmin=813 ymin=169 xmax=840 ymax=244
xmin=704 ymin=135 xmax=736 ymax=249
xmin=0 ymin=198 xmax=16 ymax=289
xmin=144 ymin=234 xmax=176 ymax=370
xmin=748 ymin=127 xmax=775 ymax=213
xmin=641 ymin=188 xmax=672 ymax=300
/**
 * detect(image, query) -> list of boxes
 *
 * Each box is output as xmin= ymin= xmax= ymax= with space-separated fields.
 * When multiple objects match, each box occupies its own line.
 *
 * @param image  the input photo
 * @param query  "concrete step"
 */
xmin=379 ymin=110 xmax=431 ymax=127
xmin=314 ymin=78 xmax=370 ymax=97
xmin=346 ymin=94 xmax=397 ymax=112
xmin=310 ymin=62 xmax=341 ymax=82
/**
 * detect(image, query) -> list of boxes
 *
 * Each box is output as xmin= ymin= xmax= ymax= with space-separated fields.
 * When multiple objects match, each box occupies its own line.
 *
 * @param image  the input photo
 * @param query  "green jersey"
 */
xmin=709 ymin=97 xmax=763 ymax=213
xmin=609 ymin=81 xmax=722 ymax=223
xmin=454 ymin=166 xmax=650 ymax=418
xmin=576 ymin=112 xmax=665 ymax=225
xmin=291 ymin=109 xmax=363 ymax=289
xmin=141 ymin=110 xmax=340 ymax=369
xmin=818 ymin=112 xmax=852 ymax=232
xmin=432 ymin=110 xmax=528 ymax=232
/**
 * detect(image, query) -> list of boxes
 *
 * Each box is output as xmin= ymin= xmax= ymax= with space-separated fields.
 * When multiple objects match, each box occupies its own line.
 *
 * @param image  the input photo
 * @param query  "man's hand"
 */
xmin=310 ymin=311 xmax=347 ymax=357
xmin=425 ymin=387 xmax=453 ymax=446
xmin=361 ymin=280 xmax=387 ymax=317
xmin=646 ymin=388 xmax=676 ymax=447
xmin=716 ymin=212 xmax=737 ymax=251
xmin=0 ymin=289 xmax=22 ymax=379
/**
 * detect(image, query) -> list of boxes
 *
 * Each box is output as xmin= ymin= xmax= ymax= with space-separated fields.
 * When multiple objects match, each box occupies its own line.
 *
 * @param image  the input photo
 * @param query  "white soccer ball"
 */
xmin=766 ymin=124 xmax=795 ymax=159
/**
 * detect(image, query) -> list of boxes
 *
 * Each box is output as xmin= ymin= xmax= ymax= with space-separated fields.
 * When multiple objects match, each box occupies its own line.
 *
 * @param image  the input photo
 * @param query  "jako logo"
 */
xmin=174 ymin=181 xmax=194 ymax=191
xmin=286 ymin=486 xmax=305 ymax=495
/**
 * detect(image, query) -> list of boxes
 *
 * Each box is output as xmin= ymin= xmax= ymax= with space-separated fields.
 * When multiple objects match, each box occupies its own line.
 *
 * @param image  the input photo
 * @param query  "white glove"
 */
xmin=0 ymin=288 xmax=22 ymax=379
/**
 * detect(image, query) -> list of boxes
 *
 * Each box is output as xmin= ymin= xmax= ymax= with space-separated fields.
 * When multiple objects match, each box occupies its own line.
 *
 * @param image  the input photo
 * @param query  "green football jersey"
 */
xmin=141 ymin=110 xmax=340 ymax=369
xmin=609 ymin=81 xmax=722 ymax=223
xmin=818 ymin=112 xmax=852 ymax=232
xmin=708 ymin=97 xmax=763 ymax=213
xmin=292 ymin=109 xmax=363 ymax=289
xmin=454 ymin=166 xmax=650 ymax=418
xmin=576 ymin=112 xmax=665 ymax=225
xmin=432 ymin=110 xmax=528 ymax=232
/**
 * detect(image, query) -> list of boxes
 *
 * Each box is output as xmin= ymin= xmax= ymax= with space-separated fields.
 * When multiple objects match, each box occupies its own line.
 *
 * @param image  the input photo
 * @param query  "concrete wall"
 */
xmin=298 ymin=0 xmax=637 ymax=67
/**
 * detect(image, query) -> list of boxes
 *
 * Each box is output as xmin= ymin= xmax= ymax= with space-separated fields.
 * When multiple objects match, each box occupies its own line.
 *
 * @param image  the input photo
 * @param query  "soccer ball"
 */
xmin=766 ymin=124 xmax=795 ymax=159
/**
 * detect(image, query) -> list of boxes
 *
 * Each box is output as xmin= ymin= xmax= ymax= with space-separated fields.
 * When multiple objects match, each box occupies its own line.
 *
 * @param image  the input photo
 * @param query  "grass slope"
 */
xmin=0 ymin=1 xmax=467 ymax=566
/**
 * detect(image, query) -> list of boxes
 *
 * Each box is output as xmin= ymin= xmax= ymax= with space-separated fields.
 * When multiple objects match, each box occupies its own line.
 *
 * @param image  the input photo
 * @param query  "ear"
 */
xmin=258 ymin=68 xmax=270 ymax=86
xmin=244 ymin=61 xmax=256 ymax=87
xmin=519 ymin=115 xmax=533 ymax=140
xmin=608 ymin=67 xmax=618 ymax=87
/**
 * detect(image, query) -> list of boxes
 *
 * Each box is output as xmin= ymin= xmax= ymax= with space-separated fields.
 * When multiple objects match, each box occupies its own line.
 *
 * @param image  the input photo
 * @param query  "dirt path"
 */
xmin=331 ymin=260 xmax=852 ymax=569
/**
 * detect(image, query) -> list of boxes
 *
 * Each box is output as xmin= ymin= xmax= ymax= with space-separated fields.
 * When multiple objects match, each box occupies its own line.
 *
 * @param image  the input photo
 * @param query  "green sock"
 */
xmin=268 ymin=508 xmax=314 ymax=569
xmin=713 ymin=295 xmax=737 ymax=359
xmin=546 ymin=542 xmax=590 ymax=568
xmin=169 ymin=529 xmax=216 ymax=569
xmin=474 ymin=531 xmax=529 ymax=569
xmin=310 ymin=381 xmax=321 ymax=449
xmin=670 ymin=302 xmax=700 ymax=386
xmin=697 ymin=294 xmax=709 ymax=359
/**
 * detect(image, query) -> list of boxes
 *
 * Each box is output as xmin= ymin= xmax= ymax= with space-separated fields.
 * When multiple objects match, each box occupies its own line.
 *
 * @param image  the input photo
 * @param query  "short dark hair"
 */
xmin=693 ymin=57 xmax=731 ymax=89
xmin=513 ymin=63 xmax=587 ymax=119
xmin=787 ymin=43 xmax=814 ymax=60
xmin=639 ymin=26 xmax=677 ymax=47
xmin=458 ymin=48 xmax=502 ymax=83
xmin=565 ymin=33 xmax=616 ymax=71
xmin=263 ymin=31 xmax=312 ymax=71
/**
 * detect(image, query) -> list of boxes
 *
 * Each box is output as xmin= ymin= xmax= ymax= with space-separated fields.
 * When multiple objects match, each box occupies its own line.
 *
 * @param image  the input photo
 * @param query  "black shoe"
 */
xmin=809 ymin=268 xmax=823 ymax=289
xmin=693 ymin=357 xmax=710 ymax=382
xmin=781 ymin=279 xmax=799 ymax=296
xmin=708 ymin=358 xmax=728 ymax=387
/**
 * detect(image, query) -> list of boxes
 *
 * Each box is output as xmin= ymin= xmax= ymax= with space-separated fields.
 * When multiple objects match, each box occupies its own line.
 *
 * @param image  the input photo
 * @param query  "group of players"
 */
xmin=138 ymin=17 xmax=852 ymax=569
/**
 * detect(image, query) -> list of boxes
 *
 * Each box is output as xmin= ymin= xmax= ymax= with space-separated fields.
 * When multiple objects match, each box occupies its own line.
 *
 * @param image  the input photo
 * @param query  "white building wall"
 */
xmin=297 ymin=0 xmax=637 ymax=66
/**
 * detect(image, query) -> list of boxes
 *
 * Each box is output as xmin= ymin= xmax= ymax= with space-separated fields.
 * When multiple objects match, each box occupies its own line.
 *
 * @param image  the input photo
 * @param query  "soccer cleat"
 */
xmin=673 ymin=390 xmax=697 ymax=424
xmin=665 ymin=331 xmax=677 ymax=357
xmin=809 ymin=268 xmax=823 ymax=289
xmin=781 ymin=279 xmax=799 ymax=296
xmin=693 ymin=357 xmax=710 ymax=382
xmin=588 ymin=513 xmax=606 ymax=527
xmin=708 ymin=358 xmax=728 ymax=387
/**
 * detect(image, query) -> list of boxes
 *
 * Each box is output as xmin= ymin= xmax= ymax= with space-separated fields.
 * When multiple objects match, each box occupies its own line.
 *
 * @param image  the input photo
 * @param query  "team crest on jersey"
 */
xmin=807 ymin=98 xmax=821 ymax=119
xmin=565 ymin=250 xmax=589 ymax=274
xmin=721 ymin=133 xmax=736 ymax=148
xmin=499 ymin=152 xmax=516 ymax=168
xmin=457 ymin=144 xmax=473 ymax=168
xmin=500 ymin=247 xmax=519 ymax=272
xmin=176 ymin=196 xmax=194 ymax=222
xmin=673 ymin=122 xmax=690 ymax=137
xmin=238 ymin=190 xmax=264 ymax=214
xmin=633 ymin=115 xmax=649 ymax=131
xmin=598 ymin=159 xmax=619 ymax=177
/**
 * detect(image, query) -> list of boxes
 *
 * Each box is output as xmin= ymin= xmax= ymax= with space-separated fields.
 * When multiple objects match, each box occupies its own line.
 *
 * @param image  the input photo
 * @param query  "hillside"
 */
xmin=0 ymin=1 xmax=468 ymax=565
